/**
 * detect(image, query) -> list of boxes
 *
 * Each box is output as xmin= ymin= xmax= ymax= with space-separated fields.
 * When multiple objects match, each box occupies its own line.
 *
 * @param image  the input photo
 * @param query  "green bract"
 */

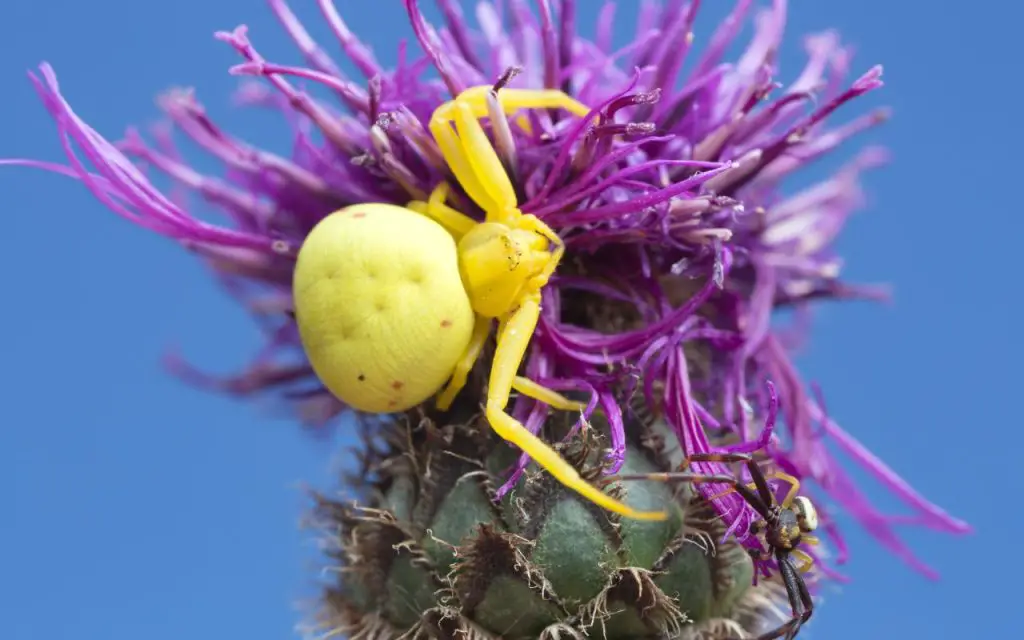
xmin=310 ymin=401 xmax=783 ymax=640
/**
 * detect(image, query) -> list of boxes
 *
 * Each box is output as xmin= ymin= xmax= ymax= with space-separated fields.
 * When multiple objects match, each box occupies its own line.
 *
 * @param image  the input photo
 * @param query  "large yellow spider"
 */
xmin=293 ymin=85 xmax=666 ymax=522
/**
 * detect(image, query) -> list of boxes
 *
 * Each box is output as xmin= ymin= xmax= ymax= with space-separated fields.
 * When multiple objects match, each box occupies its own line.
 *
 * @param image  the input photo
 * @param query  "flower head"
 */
xmin=5 ymin=0 xmax=970 ymax=582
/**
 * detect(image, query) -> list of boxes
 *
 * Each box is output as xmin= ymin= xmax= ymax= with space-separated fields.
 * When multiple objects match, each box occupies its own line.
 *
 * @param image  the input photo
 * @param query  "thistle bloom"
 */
xmin=8 ymin=0 xmax=969 ymax=585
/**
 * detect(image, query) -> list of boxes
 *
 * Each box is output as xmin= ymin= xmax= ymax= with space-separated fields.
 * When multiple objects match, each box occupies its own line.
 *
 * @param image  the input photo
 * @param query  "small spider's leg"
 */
xmin=686 ymin=452 xmax=777 ymax=510
xmin=407 ymin=182 xmax=477 ymax=239
xmin=753 ymin=553 xmax=810 ymax=640
xmin=705 ymin=484 xmax=773 ymax=522
xmin=746 ymin=542 xmax=771 ymax=564
xmin=746 ymin=539 xmax=773 ymax=582
xmin=795 ymin=560 xmax=814 ymax=623
xmin=711 ymin=470 xmax=801 ymax=508
xmin=784 ymin=552 xmax=814 ymax=638
xmin=511 ymin=376 xmax=585 ymax=412
xmin=683 ymin=452 xmax=757 ymax=467
xmin=771 ymin=471 xmax=802 ymax=509
xmin=485 ymin=293 xmax=666 ymax=521
xmin=750 ymin=518 xmax=768 ymax=537
xmin=801 ymin=535 xmax=820 ymax=546
xmin=611 ymin=472 xmax=738 ymax=485
xmin=718 ymin=480 xmax=774 ymax=522
xmin=790 ymin=549 xmax=815 ymax=574
xmin=706 ymin=480 xmax=758 ymax=501
xmin=612 ymin=470 xmax=774 ymax=522
xmin=450 ymin=99 xmax=518 ymax=220
xmin=436 ymin=314 xmax=492 ymax=411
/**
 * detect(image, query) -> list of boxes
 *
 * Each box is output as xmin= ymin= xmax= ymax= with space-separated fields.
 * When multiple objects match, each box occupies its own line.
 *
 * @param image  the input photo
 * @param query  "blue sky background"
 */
xmin=1 ymin=1 xmax=1017 ymax=638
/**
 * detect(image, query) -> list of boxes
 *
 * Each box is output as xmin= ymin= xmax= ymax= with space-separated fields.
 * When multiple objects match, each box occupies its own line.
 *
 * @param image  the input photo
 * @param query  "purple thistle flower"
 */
xmin=4 ymin=0 xmax=970 ymax=584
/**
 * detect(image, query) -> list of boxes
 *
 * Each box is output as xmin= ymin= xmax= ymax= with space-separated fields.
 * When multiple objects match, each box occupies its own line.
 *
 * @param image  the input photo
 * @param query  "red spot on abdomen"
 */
xmin=440 ymin=319 xmax=452 ymax=328
xmin=391 ymin=381 xmax=404 ymax=390
xmin=387 ymin=399 xmax=398 ymax=408
xmin=351 ymin=211 xmax=367 ymax=219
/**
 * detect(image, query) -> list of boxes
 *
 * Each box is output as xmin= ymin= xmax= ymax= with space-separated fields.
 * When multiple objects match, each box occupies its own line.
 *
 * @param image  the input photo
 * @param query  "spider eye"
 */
xmin=793 ymin=496 xmax=819 ymax=532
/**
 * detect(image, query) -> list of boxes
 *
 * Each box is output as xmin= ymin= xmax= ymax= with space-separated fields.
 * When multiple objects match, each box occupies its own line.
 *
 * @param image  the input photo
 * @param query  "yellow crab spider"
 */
xmin=293 ymin=85 xmax=667 ymax=522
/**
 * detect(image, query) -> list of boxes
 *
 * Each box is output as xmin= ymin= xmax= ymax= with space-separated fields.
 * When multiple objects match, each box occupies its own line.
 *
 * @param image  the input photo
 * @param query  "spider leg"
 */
xmin=440 ymin=85 xmax=591 ymax=124
xmin=511 ymin=376 xmax=585 ymax=412
xmin=429 ymin=107 xmax=500 ymax=216
xmin=449 ymin=97 xmax=518 ymax=219
xmin=407 ymin=182 xmax=477 ymax=239
xmin=611 ymin=472 xmax=738 ymax=485
xmin=485 ymin=292 xmax=666 ymax=521
xmin=610 ymin=469 xmax=774 ymax=523
xmin=430 ymin=87 xmax=590 ymax=223
xmin=685 ymin=452 xmax=777 ymax=511
xmin=753 ymin=552 xmax=812 ymax=640
xmin=786 ymin=551 xmax=815 ymax=638
xmin=706 ymin=480 xmax=759 ymax=502
xmin=450 ymin=86 xmax=589 ymax=117
xmin=790 ymin=548 xmax=815 ymax=574
xmin=773 ymin=471 xmax=802 ymax=509
xmin=706 ymin=470 xmax=796 ymax=506
xmin=436 ymin=314 xmax=492 ymax=411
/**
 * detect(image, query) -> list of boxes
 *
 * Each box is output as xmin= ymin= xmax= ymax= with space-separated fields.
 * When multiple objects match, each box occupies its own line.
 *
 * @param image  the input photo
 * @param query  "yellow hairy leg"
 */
xmin=452 ymin=99 xmax=517 ymax=217
xmin=511 ymin=377 xmax=584 ymax=412
xmin=485 ymin=293 xmax=668 ymax=521
xmin=406 ymin=182 xmax=476 ymax=239
xmin=293 ymin=204 xmax=475 ymax=413
xmin=430 ymin=87 xmax=590 ymax=222
xmin=433 ymin=322 xmax=586 ymax=413
xmin=438 ymin=85 xmax=591 ymax=123
xmin=435 ymin=314 xmax=491 ymax=411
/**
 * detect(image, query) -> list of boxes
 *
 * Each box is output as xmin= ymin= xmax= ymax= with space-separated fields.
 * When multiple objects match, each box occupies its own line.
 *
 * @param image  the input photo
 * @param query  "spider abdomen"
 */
xmin=293 ymin=204 xmax=475 ymax=413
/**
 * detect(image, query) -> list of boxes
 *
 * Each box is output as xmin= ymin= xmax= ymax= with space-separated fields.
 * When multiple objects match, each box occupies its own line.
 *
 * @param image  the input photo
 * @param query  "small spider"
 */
xmin=612 ymin=452 xmax=820 ymax=640
xmin=293 ymin=84 xmax=666 ymax=522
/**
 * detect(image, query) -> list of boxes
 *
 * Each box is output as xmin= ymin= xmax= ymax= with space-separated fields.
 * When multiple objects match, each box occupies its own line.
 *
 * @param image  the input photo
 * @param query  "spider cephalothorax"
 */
xmin=758 ymin=494 xmax=820 ymax=552
xmin=293 ymin=84 xmax=666 ymax=522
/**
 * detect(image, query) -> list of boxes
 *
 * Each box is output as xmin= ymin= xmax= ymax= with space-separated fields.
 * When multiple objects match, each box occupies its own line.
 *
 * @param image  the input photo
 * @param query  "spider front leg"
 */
xmin=684 ymin=452 xmax=778 ymax=513
xmin=609 ymin=467 xmax=775 ymax=522
xmin=429 ymin=86 xmax=590 ymax=223
xmin=485 ymin=291 xmax=666 ymax=521
xmin=453 ymin=85 xmax=591 ymax=119
xmin=430 ymin=95 xmax=518 ymax=219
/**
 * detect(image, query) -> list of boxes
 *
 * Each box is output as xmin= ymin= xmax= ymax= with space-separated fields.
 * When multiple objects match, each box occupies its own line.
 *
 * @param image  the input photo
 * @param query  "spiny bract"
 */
xmin=309 ymin=396 xmax=788 ymax=640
